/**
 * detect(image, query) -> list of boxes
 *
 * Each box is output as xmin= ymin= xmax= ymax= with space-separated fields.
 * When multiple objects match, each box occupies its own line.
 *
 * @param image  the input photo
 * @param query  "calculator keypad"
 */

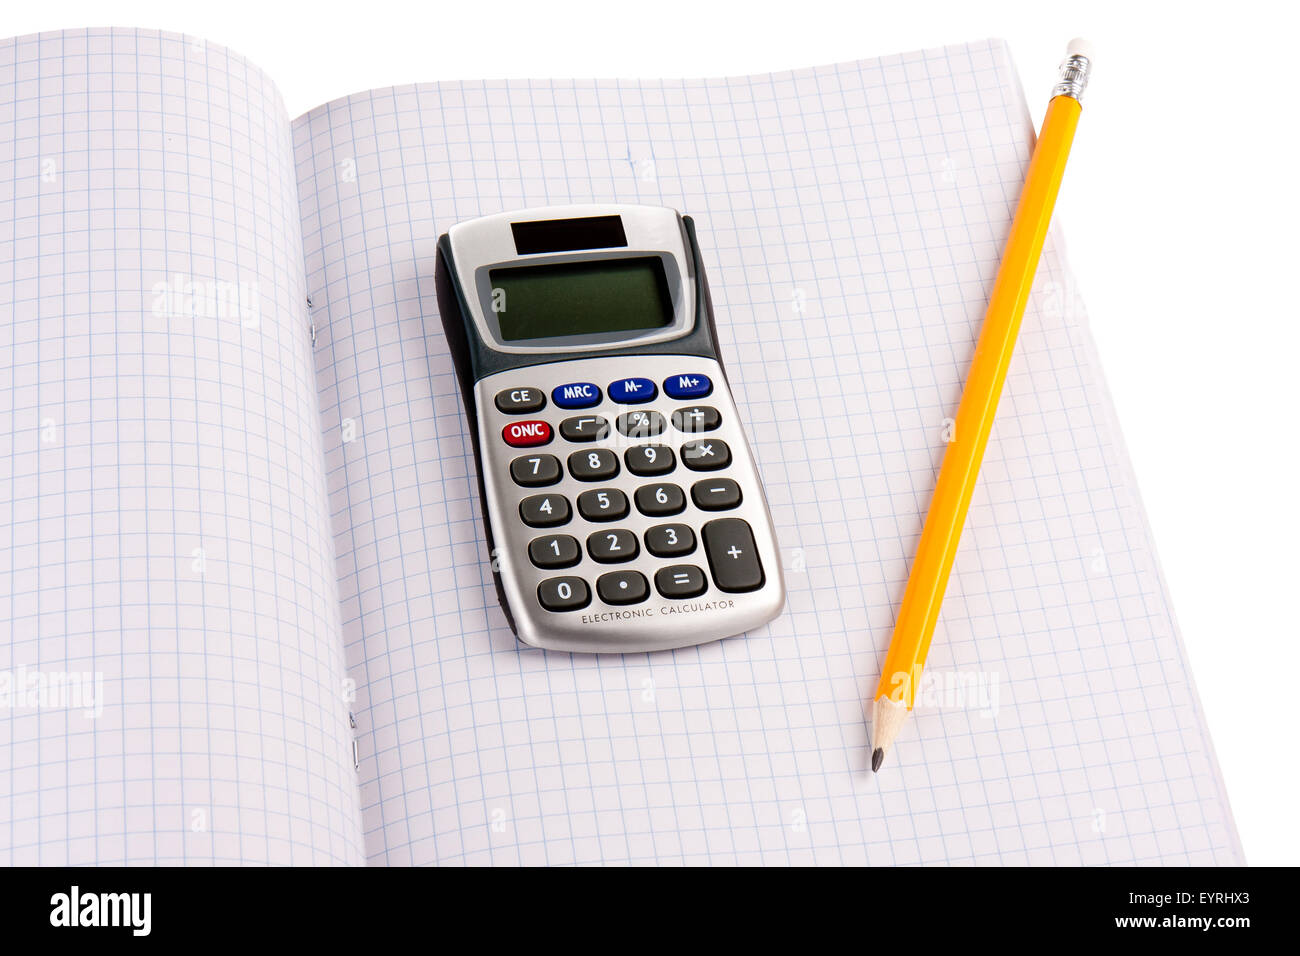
xmin=477 ymin=355 xmax=783 ymax=652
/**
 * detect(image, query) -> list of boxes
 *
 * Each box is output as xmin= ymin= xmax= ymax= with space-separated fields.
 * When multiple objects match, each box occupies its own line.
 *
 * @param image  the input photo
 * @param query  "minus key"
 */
xmin=691 ymin=478 xmax=742 ymax=510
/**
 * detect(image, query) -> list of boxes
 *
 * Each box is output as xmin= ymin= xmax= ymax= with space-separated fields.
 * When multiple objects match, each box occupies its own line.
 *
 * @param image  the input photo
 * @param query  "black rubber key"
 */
xmin=702 ymin=517 xmax=764 ymax=592
xmin=655 ymin=565 xmax=708 ymax=599
xmin=671 ymin=406 xmax=721 ymax=433
xmin=560 ymin=415 xmax=610 ymax=442
xmin=519 ymin=493 xmax=571 ymax=528
xmin=537 ymin=576 xmax=590 ymax=611
xmin=681 ymin=439 xmax=731 ymax=470
xmin=529 ymin=534 xmax=580 ymax=569
xmin=495 ymin=387 xmax=546 ymax=414
xmin=625 ymin=444 xmax=675 ymax=476
xmin=644 ymin=523 xmax=696 ymax=557
xmin=577 ymin=488 xmax=629 ymax=522
xmin=511 ymin=453 xmax=561 ymax=487
xmin=616 ymin=410 xmax=665 ymax=437
xmin=587 ymin=529 xmax=639 ymax=563
xmin=596 ymin=570 xmax=649 ymax=605
xmin=568 ymin=448 xmax=619 ymax=481
xmin=691 ymin=478 xmax=742 ymax=510
xmin=634 ymin=482 xmax=685 ymax=516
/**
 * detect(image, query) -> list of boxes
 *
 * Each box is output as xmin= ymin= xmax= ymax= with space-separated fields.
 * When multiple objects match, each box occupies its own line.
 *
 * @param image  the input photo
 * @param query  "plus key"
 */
xmin=681 ymin=439 xmax=731 ymax=470
xmin=702 ymin=518 xmax=764 ymax=593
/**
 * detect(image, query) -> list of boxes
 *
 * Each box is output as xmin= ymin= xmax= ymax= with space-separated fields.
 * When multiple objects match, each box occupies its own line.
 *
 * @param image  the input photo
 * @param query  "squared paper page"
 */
xmin=292 ymin=39 xmax=1240 ymax=865
xmin=0 ymin=29 xmax=364 ymax=864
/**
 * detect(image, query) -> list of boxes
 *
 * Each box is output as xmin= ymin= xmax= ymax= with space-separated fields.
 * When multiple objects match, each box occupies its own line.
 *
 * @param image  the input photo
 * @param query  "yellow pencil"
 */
xmin=870 ymin=39 xmax=1094 ymax=772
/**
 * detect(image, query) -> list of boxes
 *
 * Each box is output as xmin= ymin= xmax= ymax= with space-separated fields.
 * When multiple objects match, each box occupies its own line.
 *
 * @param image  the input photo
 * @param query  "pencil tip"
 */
xmin=871 ymin=748 xmax=884 ymax=773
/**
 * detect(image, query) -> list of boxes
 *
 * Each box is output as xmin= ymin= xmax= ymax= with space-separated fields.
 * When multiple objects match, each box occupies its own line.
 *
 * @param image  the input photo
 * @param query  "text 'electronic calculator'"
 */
xmin=435 ymin=205 xmax=784 ymax=653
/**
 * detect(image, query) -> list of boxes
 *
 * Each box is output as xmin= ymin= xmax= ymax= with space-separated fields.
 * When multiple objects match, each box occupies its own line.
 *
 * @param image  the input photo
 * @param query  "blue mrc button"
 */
xmin=608 ymin=377 xmax=657 ymax=404
xmin=664 ymin=373 xmax=713 ymax=399
xmin=551 ymin=382 xmax=602 ymax=408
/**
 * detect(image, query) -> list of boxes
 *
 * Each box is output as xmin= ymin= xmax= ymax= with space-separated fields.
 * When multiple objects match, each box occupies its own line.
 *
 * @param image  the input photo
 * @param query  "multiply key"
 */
xmin=681 ymin=439 xmax=731 ymax=470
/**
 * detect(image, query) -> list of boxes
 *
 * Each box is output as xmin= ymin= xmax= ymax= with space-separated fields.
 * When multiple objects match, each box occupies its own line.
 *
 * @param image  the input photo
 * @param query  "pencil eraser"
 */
xmin=1066 ymin=37 xmax=1095 ymax=60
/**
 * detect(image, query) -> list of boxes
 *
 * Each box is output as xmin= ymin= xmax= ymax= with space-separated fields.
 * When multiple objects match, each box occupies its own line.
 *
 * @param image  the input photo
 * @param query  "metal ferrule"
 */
xmin=1051 ymin=54 xmax=1091 ymax=102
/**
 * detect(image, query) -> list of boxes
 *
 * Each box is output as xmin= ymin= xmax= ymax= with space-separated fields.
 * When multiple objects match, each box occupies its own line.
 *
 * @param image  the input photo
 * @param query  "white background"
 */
xmin=12 ymin=0 xmax=1297 ymax=866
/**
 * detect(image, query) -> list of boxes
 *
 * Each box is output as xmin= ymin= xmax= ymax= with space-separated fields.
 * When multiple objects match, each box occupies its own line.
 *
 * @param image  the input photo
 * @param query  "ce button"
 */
xmin=495 ymin=387 xmax=546 ymax=414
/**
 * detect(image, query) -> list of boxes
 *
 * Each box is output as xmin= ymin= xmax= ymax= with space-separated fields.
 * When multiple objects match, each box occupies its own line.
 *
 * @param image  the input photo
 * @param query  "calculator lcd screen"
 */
xmin=489 ymin=256 xmax=674 ymax=342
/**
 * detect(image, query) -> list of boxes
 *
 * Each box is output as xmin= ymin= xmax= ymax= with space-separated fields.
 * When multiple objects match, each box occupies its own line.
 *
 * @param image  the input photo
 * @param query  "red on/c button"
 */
xmin=502 ymin=420 xmax=552 ymax=447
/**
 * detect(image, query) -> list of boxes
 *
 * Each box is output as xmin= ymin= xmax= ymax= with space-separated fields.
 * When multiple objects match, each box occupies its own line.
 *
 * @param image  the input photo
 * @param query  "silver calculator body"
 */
xmin=435 ymin=204 xmax=784 ymax=654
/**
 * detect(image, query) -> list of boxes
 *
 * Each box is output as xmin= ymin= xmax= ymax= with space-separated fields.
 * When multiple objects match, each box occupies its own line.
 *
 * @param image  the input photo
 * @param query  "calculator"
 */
xmin=434 ymin=204 xmax=784 ymax=654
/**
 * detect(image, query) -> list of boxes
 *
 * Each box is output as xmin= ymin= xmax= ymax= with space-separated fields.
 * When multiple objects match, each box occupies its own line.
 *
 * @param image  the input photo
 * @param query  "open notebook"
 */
xmin=0 ymin=28 xmax=1240 ymax=865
